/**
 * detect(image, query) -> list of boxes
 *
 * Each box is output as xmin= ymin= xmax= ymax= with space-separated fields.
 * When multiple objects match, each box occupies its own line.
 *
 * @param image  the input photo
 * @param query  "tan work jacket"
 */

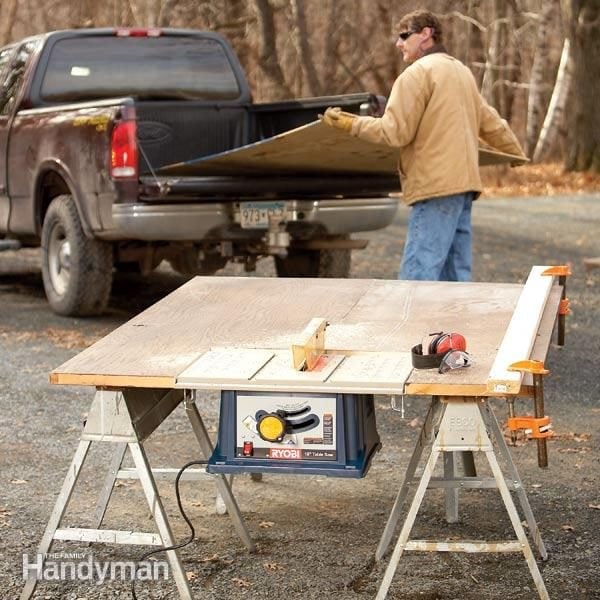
xmin=351 ymin=51 xmax=525 ymax=205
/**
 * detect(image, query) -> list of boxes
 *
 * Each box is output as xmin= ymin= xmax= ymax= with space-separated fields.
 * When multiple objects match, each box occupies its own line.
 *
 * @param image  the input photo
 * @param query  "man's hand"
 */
xmin=319 ymin=107 xmax=356 ymax=133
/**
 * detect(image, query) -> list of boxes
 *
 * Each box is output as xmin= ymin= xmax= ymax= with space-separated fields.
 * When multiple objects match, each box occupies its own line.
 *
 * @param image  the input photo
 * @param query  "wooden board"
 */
xmin=158 ymin=120 xmax=526 ymax=177
xmin=49 ymin=274 xmax=559 ymax=397
xmin=486 ymin=266 xmax=554 ymax=394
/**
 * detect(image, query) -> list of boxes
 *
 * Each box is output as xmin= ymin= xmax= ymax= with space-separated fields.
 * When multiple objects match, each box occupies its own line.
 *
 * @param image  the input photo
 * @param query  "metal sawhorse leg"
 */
xmin=375 ymin=397 xmax=549 ymax=600
xmin=22 ymin=388 xmax=254 ymax=600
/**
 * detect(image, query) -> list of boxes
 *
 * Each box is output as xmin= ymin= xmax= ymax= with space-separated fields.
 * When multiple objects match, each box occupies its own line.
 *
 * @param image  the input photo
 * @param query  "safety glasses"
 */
xmin=439 ymin=350 xmax=472 ymax=374
xmin=397 ymin=30 xmax=417 ymax=42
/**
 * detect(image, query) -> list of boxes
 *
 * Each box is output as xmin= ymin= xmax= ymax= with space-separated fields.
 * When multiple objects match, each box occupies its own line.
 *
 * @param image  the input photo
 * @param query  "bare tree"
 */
xmin=565 ymin=0 xmax=600 ymax=172
xmin=0 ymin=0 xmax=18 ymax=46
xmin=291 ymin=0 xmax=322 ymax=96
xmin=252 ymin=0 xmax=293 ymax=99
xmin=533 ymin=37 xmax=573 ymax=162
xmin=525 ymin=0 xmax=555 ymax=157
xmin=1 ymin=0 xmax=589 ymax=170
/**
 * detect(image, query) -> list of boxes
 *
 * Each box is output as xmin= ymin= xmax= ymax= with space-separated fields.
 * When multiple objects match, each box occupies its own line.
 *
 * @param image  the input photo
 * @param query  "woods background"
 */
xmin=0 ymin=0 xmax=598 ymax=174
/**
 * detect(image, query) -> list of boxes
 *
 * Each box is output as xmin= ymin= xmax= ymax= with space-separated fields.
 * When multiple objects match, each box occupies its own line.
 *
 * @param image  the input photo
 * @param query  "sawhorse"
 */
xmin=22 ymin=388 xmax=254 ymax=600
xmin=376 ymin=396 xmax=549 ymax=599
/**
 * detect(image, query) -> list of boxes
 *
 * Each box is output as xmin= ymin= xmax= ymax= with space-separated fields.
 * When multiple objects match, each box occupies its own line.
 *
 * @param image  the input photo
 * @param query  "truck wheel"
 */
xmin=275 ymin=247 xmax=351 ymax=278
xmin=41 ymin=195 xmax=113 ymax=316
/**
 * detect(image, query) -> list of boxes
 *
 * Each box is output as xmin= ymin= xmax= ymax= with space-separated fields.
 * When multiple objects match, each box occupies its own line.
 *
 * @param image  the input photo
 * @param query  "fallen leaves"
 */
xmin=263 ymin=562 xmax=285 ymax=571
xmin=589 ymin=504 xmax=600 ymax=511
xmin=558 ymin=447 xmax=591 ymax=454
xmin=198 ymin=553 xmax=233 ymax=565
xmin=259 ymin=521 xmax=275 ymax=529
xmin=0 ymin=506 xmax=12 ymax=529
xmin=551 ymin=432 xmax=592 ymax=442
xmin=0 ymin=326 xmax=107 ymax=349
xmin=481 ymin=162 xmax=600 ymax=197
xmin=232 ymin=577 xmax=252 ymax=588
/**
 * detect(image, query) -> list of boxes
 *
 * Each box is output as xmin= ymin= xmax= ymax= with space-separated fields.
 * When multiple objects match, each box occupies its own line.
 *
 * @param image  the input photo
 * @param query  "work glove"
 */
xmin=319 ymin=106 xmax=356 ymax=134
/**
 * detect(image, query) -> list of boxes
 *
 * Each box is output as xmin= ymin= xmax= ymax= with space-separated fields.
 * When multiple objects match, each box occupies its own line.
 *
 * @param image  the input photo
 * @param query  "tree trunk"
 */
xmin=321 ymin=1 xmax=340 ymax=93
xmin=0 ymin=0 xmax=18 ymax=46
xmin=253 ymin=0 xmax=293 ymax=99
xmin=481 ymin=0 xmax=504 ymax=108
xmin=525 ymin=0 xmax=555 ymax=157
xmin=533 ymin=38 xmax=573 ymax=163
xmin=565 ymin=0 xmax=600 ymax=172
xmin=291 ymin=0 xmax=322 ymax=96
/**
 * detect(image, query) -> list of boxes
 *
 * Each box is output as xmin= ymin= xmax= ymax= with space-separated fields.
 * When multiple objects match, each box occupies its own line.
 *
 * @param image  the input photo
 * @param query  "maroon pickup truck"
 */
xmin=0 ymin=28 xmax=398 ymax=316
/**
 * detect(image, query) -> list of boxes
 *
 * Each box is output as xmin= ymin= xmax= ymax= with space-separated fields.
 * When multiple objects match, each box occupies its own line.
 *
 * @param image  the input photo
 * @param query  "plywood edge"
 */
xmin=49 ymin=372 xmax=175 ymax=388
xmin=486 ymin=266 xmax=553 ymax=395
xmin=404 ymin=382 xmax=489 ymax=396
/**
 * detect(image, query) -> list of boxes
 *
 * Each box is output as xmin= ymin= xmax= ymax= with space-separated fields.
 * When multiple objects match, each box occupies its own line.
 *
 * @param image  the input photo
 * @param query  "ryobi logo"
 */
xmin=268 ymin=448 xmax=302 ymax=460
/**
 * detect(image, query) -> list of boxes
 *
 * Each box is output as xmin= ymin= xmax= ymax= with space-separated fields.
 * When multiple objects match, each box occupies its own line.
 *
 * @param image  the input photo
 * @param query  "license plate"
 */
xmin=240 ymin=201 xmax=286 ymax=229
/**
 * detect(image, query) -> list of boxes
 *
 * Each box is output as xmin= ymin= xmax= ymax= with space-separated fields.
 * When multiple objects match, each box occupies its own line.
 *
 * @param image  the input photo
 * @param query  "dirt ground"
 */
xmin=1 ymin=191 xmax=599 ymax=599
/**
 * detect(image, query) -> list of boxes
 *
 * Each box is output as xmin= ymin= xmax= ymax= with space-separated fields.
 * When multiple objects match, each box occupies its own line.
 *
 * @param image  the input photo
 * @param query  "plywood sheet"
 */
xmin=50 ymin=277 xmax=375 ymax=387
xmin=158 ymin=120 xmax=525 ymax=177
xmin=50 ymin=274 xmax=556 ymax=399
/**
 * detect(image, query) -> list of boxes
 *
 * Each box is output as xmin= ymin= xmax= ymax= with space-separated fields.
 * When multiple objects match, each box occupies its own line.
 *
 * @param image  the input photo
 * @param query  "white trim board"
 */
xmin=486 ymin=266 xmax=554 ymax=394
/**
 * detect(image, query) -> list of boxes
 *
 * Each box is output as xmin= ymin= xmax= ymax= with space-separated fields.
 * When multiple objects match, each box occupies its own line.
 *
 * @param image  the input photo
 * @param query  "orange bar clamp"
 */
xmin=508 ymin=360 xmax=551 ymax=468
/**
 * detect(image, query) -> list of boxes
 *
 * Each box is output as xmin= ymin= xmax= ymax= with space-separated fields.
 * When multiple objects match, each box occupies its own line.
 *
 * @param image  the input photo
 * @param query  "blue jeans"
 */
xmin=399 ymin=192 xmax=475 ymax=281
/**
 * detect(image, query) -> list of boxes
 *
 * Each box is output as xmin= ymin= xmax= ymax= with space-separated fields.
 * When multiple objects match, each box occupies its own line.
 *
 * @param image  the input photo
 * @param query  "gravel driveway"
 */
xmin=1 ymin=193 xmax=599 ymax=599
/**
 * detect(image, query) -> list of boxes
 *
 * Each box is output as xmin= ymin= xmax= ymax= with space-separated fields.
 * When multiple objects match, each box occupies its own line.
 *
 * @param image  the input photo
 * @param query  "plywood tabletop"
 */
xmin=50 ymin=276 xmax=557 ymax=395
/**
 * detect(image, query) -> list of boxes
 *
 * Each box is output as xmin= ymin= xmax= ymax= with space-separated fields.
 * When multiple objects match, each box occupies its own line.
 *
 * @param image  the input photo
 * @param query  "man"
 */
xmin=321 ymin=10 xmax=526 ymax=281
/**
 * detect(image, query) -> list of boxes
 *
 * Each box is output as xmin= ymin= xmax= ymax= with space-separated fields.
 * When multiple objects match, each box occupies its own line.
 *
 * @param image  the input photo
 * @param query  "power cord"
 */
xmin=131 ymin=459 xmax=208 ymax=600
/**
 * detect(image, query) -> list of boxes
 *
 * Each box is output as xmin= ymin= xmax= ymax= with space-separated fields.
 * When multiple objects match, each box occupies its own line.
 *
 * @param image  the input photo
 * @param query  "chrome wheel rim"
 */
xmin=47 ymin=224 xmax=71 ymax=296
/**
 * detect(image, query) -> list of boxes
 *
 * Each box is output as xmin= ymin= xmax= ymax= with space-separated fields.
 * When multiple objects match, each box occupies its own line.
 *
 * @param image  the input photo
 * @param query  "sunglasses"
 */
xmin=397 ymin=30 xmax=417 ymax=42
xmin=438 ymin=350 xmax=472 ymax=374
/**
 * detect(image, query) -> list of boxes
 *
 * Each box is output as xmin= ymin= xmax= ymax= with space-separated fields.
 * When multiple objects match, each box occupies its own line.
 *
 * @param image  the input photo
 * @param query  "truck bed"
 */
xmin=136 ymin=93 xmax=381 ymax=174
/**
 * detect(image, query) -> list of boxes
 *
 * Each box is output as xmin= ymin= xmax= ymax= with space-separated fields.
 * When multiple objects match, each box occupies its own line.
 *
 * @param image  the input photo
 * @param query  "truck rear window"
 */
xmin=39 ymin=35 xmax=241 ymax=102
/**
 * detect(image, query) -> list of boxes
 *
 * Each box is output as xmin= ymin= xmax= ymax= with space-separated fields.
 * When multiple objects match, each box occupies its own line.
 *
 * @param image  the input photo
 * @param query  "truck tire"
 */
xmin=41 ymin=195 xmax=113 ymax=316
xmin=275 ymin=247 xmax=351 ymax=278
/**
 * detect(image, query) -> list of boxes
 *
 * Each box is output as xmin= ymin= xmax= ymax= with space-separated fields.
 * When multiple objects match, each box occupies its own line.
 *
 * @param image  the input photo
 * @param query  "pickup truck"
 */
xmin=0 ymin=28 xmax=399 ymax=316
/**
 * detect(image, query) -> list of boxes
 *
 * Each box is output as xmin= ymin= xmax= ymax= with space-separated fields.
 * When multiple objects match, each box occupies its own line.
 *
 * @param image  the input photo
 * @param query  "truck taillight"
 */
xmin=111 ymin=121 xmax=138 ymax=179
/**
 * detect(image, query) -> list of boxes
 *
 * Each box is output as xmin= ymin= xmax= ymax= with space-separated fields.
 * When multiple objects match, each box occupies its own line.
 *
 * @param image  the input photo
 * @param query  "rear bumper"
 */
xmin=106 ymin=197 xmax=399 ymax=241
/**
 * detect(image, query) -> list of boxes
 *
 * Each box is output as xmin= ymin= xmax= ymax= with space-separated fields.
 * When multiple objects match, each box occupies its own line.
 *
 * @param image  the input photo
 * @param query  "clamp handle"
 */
xmin=507 ymin=415 xmax=552 ymax=439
